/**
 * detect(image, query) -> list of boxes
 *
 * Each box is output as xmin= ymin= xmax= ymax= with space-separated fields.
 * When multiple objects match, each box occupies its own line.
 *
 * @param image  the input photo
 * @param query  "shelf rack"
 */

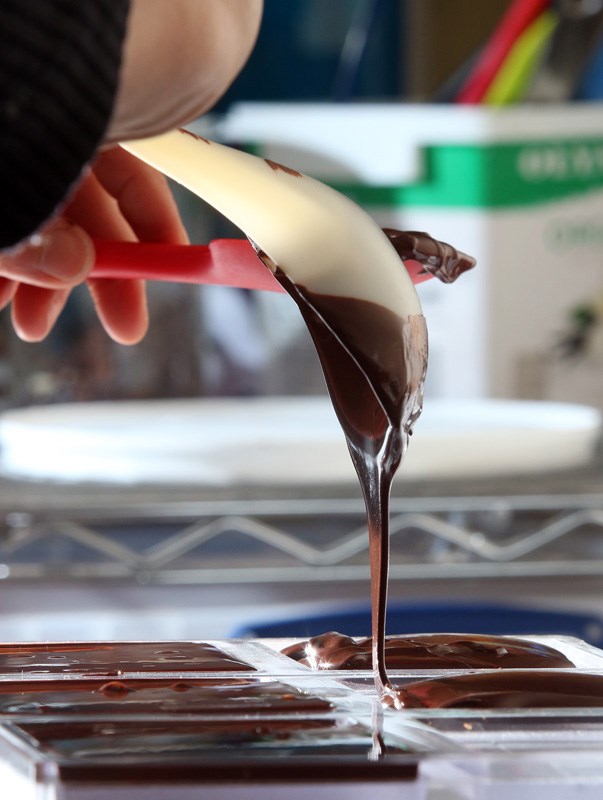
xmin=0 ymin=460 xmax=601 ymax=586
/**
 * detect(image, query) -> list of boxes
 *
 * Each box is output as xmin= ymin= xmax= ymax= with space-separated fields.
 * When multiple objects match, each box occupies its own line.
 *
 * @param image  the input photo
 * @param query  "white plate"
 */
xmin=0 ymin=397 xmax=599 ymax=485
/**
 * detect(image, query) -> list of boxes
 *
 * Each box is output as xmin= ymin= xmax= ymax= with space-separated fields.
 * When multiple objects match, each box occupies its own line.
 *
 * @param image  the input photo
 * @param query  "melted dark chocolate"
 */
xmin=253 ymin=226 xmax=475 ymax=704
xmin=0 ymin=678 xmax=332 ymax=716
xmin=265 ymin=158 xmax=303 ymax=177
xmin=0 ymin=641 xmax=253 ymax=676
xmin=282 ymin=632 xmax=575 ymax=670
xmin=6 ymin=718 xmax=417 ymax=783
xmin=382 ymin=229 xmax=476 ymax=284
xmin=400 ymin=671 xmax=603 ymax=709
xmin=263 ymin=258 xmax=427 ymax=704
xmin=179 ymin=128 xmax=211 ymax=145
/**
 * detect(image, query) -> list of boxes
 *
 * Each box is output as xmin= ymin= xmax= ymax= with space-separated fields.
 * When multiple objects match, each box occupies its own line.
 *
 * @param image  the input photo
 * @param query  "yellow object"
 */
xmin=483 ymin=10 xmax=558 ymax=106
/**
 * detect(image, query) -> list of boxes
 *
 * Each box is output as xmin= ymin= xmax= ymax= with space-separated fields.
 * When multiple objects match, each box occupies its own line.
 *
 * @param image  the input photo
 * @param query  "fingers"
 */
xmin=0 ymin=278 xmax=17 ymax=311
xmin=86 ymin=277 xmax=148 ymax=345
xmin=0 ymin=146 xmax=185 ymax=344
xmin=92 ymin=147 xmax=188 ymax=245
xmin=0 ymin=219 xmax=94 ymax=289
xmin=63 ymin=164 xmax=136 ymax=241
xmin=0 ymin=217 xmax=93 ymax=343
xmin=68 ymin=149 xmax=188 ymax=344
xmin=11 ymin=284 xmax=70 ymax=342
xmin=64 ymin=159 xmax=151 ymax=344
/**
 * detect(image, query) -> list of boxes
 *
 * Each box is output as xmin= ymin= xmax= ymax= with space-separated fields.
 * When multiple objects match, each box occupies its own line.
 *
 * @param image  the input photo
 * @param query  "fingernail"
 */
xmin=40 ymin=226 xmax=94 ymax=283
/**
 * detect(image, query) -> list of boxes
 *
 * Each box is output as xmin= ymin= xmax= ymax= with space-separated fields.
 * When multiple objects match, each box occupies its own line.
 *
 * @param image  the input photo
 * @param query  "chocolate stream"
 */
xmin=255 ymin=244 xmax=429 ymax=705
xmin=254 ymin=229 xmax=472 ymax=703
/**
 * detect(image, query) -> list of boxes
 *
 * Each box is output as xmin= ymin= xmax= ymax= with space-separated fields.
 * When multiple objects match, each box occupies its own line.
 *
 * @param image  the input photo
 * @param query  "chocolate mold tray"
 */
xmin=3 ymin=638 xmax=603 ymax=798
xmin=258 ymin=635 xmax=603 ymax=750
xmin=0 ymin=639 xmax=451 ymax=799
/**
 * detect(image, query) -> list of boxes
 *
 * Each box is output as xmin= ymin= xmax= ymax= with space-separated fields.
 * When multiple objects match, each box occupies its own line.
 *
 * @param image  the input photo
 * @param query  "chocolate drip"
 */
xmin=254 ymin=245 xmax=427 ymax=706
xmin=282 ymin=632 xmax=575 ymax=671
xmin=251 ymin=224 xmax=476 ymax=706
xmin=265 ymin=159 xmax=303 ymax=177
xmin=179 ymin=128 xmax=211 ymax=145
xmin=382 ymin=229 xmax=476 ymax=284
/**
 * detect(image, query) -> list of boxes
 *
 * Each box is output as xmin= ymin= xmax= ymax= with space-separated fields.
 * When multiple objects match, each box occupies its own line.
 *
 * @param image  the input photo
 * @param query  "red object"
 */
xmin=456 ymin=0 xmax=550 ymax=104
xmin=92 ymin=239 xmax=433 ymax=291
xmin=92 ymin=239 xmax=282 ymax=292
xmin=402 ymin=259 xmax=433 ymax=285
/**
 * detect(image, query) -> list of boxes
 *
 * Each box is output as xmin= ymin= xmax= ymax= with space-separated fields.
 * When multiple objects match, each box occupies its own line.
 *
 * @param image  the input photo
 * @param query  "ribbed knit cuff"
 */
xmin=0 ymin=0 xmax=131 ymax=249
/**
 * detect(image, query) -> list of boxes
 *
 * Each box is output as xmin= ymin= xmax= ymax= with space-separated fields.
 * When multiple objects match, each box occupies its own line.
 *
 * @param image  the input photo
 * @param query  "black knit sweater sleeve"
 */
xmin=0 ymin=0 xmax=131 ymax=249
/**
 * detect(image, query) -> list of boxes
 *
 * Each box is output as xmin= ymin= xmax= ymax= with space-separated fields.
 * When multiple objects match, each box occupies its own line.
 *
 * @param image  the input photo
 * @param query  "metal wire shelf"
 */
xmin=0 ymin=461 xmax=601 ymax=585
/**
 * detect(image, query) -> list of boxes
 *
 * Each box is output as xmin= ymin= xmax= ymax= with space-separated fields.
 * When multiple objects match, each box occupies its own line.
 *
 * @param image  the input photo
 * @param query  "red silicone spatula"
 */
xmin=91 ymin=238 xmax=434 ymax=291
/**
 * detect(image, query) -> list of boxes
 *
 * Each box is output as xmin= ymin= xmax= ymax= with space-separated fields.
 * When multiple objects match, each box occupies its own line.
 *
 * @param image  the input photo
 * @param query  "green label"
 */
xmin=326 ymin=138 xmax=603 ymax=209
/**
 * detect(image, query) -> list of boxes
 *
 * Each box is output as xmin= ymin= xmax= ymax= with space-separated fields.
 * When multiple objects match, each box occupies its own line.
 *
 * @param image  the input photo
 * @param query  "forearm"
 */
xmin=108 ymin=0 xmax=264 ymax=142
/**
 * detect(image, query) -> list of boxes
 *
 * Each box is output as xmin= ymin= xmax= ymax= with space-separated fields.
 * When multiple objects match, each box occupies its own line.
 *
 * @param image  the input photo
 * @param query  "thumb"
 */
xmin=0 ymin=220 xmax=94 ymax=288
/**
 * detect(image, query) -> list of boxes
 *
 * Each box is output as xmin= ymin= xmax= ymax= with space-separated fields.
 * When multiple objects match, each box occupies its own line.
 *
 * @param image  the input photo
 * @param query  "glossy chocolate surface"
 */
xmin=257 ymin=227 xmax=474 ymax=701
xmin=400 ymin=670 xmax=603 ymax=709
xmin=282 ymin=632 xmax=575 ymax=671
xmin=265 ymin=254 xmax=428 ymax=702
xmin=3 ymin=715 xmax=417 ymax=782
xmin=0 ymin=678 xmax=332 ymax=716
xmin=0 ymin=641 xmax=254 ymax=676
xmin=0 ymin=641 xmax=420 ymax=781
xmin=257 ymin=226 xmax=474 ymax=702
xmin=383 ymin=229 xmax=476 ymax=284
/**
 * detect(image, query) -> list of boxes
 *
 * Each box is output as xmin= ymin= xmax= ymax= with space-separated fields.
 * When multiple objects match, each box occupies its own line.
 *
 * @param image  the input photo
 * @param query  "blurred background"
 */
xmin=1 ymin=0 xmax=603 ymax=644
xmin=5 ymin=0 xmax=603 ymax=406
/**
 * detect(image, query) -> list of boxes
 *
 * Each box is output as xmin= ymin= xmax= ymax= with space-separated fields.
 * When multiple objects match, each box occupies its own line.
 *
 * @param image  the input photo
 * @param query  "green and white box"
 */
xmin=222 ymin=103 xmax=603 ymax=403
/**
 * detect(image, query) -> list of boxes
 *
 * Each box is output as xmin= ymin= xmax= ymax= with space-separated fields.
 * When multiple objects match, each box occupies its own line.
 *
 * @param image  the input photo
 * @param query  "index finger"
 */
xmin=92 ymin=147 xmax=189 ymax=245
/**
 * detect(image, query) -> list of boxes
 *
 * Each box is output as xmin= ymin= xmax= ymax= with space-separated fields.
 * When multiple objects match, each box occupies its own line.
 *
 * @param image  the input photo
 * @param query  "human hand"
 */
xmin=0 ymin=147 xmax=187 ymax=344
xmin=0 ymin=0 xmax=262 ymax=344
